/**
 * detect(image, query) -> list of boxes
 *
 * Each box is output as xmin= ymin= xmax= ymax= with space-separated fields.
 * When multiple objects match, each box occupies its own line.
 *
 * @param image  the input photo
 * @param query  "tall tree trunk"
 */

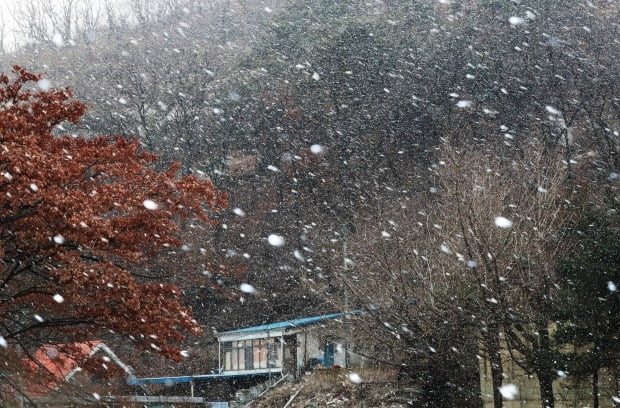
xmin=538 ymin=372 xmax=555 ymax=408
xmin=537 ymin=323 xmax=555 ymax=408
xmin=592 ymin=368 xmax=599 ymax=408
xmin=486 ymin=327 xmax=504 ymax=408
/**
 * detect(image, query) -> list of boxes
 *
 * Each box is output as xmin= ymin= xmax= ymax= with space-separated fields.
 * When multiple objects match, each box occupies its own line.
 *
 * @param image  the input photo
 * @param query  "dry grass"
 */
xmin=250 ymin=367 xmax=414 ymax=408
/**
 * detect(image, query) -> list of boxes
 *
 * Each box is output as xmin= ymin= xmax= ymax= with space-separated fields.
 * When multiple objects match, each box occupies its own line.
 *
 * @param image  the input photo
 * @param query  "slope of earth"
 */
xmin=249 ymin=368 xmax=419 ymax=408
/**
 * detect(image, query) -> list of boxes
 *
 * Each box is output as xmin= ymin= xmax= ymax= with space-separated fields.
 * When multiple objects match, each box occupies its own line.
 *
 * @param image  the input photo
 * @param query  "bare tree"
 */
xmin=430 ymin=139 xmax=576 ymax=408
xmin=10 ymin=0 xmax=74 ymax=46
xmin=327 ymin=138 xmax=578 ymax=407
xmin=0 ymin=12 xmax=7 ymax=54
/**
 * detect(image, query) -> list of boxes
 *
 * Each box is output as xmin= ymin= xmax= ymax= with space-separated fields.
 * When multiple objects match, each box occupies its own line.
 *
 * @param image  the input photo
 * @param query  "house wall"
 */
xmin=347 ymin=349 xmax=366 ymax=368
xmin=334 ymin=344 xmax=346 ymax=367
xmin=480 ymin=335 xmax=620 ymax=407
xmin=294 ymin=329 xmax=353 ymax=371
xmin=296 ymin=330 xmax=322 ymax=371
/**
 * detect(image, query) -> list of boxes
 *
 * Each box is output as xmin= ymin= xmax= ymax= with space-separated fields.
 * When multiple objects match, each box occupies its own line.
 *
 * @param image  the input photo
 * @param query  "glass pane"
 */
xmin=232 ymin=347 xmax=238 ymax=370
xmin=238 ymin=341 xmax=245 ymax=370
xmin=253 ymin=340 xmax=261 ymax=369
xmin=244 ymin=340 xmax=253 ymax=370
xmin=259 ymin=339 xmax=267 ymax=368
xmin=274 ymin=338 xmax=282 ymax=367
xmin=225 ymin=351 xmax=232 ymax=370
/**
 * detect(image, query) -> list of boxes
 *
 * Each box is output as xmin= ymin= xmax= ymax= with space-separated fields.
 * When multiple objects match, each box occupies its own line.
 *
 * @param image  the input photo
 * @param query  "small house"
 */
xmin=126 ymin=312 xmax=366 ymax=404
xmin=21 ymin=341 xmax=134 ymax=405
xmin=214 ymin=312 xmax=363 ymax=378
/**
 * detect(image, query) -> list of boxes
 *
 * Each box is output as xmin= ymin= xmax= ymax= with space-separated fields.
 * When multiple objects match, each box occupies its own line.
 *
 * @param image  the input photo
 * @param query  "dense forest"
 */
xmin=1 ymin=0 xmax=619 ymax=406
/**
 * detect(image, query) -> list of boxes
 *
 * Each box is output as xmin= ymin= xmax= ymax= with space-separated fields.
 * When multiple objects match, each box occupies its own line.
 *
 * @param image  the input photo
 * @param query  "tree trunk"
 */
xmin=490 ymin=351 xmax=503 ymax=408
xmin=486 ymin=328 xmax=504 ymax=408
xmin=538 ymin=371 xmax=555 ymax=408
xmin=537 ymin=323 xmax=555 ymax=408
xmin=592 ymin=368 xmax=599 ymax=408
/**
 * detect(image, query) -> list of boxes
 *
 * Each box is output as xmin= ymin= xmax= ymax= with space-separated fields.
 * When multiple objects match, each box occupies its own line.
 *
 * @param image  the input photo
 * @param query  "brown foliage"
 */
xmin=0 ymin=66 xmax=228 ymax=359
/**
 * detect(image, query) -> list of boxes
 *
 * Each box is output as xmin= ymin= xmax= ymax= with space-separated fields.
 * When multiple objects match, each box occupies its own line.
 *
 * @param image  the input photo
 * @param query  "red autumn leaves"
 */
xmin=0 ymin=66 xmax=227 ymax=359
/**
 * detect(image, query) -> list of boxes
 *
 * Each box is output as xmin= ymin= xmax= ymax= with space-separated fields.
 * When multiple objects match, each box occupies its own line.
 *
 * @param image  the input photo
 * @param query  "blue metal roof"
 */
xmin=127 ymin=371 xmax=276 ymax=385
xmin=214 ymin=312 xmax=349 ymax=336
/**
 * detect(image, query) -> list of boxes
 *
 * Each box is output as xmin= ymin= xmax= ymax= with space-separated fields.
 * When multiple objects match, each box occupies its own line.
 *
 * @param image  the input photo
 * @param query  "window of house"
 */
xmin=221 ymin=337 xmax=282 ymax=371
xmin=223 ymin=342 xmax=232 ymax=371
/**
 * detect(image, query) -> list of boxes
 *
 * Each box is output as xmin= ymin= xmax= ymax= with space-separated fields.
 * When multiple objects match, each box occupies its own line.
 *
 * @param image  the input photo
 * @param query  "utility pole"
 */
xmin=343 ymin=240 xmax=349 ymax=313
xmin=339 ymin=222 xmax=355 ymax=368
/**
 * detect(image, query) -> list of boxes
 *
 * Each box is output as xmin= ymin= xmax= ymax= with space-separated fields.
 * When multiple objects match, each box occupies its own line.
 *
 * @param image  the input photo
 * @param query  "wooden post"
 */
xmin=280 ymin=335 xmax=284 ymax=371
xmin=283 ymin=385 xmax=305 ymax=408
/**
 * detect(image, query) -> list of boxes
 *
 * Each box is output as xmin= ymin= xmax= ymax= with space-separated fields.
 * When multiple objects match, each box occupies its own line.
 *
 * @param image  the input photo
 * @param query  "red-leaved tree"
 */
xmin=0 ymin=66 xmax=227 ymax=361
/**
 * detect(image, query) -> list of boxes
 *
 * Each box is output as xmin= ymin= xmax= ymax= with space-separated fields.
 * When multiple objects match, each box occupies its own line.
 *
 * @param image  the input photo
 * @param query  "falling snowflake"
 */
xmin=608 ymin=281 xmax=617 ymax=292
xmin=233 ymin=208 xmax=246 ymax=217
xmin=143 ymin=199 xmax=159 ymax=210
xmin=348 ymin=373 xmax=362 ymax=384
xmin=456 ymin=100 xmax=473 ymax=108
xmin=38 ymin=79 xmax=51 ymax=92
xmin=508 ymin=16 xmax=525 ymax=25
xmin=240 ymin=283 xmax=257 ymax=294
xmin=228 ymin=91 xmax=241 ymax=101
xmin=268 ymin=234 xmax=285 ymax=247
xmin=545 ymin=105 xmax=561 ymax=115
xmin=53 ymin=234 xmax=65 ymax=244
xmin=53 ymin=294 xmax=64 ymax=304
xmin=52 ymin=33 xmax=64 ymax=47
xmin=312 ymin=72 xmax=320 ymax=81
xmin=494 ymin=216 xmax=513 ymax=229
xmin=310 ymin=144 xmax=324 ymax=154
xmin=293 ymin=250 xmax=305 ymax=262
xmin=499 ymin=384 xmax=519 ymax=400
